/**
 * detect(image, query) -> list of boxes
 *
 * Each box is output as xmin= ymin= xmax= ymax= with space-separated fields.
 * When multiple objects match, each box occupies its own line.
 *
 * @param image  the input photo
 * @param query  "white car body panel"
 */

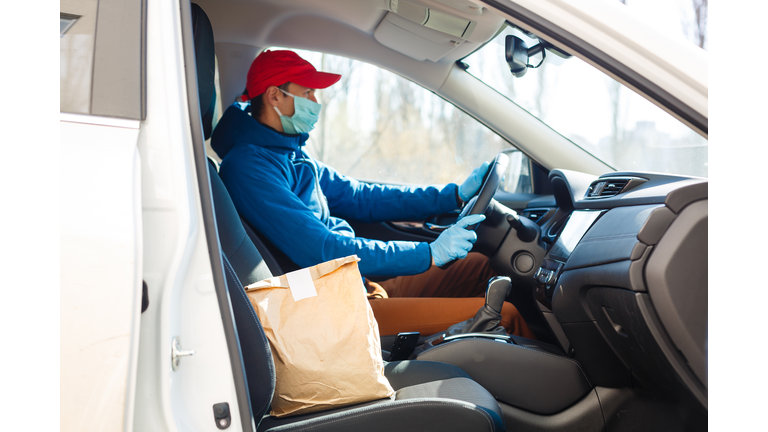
xmin=59 ymin=0 xmax=243 ymax=431
xmin=60 ymin=116 xmax=142 ymax=432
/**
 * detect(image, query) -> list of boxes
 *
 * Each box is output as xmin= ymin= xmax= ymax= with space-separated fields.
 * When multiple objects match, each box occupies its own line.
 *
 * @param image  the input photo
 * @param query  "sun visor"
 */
xmin=389 ymin=0 xmax=477 ymax=38
xmin=374 ymin=1 xmax=477 ymax=62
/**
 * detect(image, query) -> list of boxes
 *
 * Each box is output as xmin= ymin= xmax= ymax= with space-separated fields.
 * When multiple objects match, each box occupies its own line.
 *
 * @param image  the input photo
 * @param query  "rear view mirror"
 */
xmin=505 ymin=34 xmax=571 ymax=77
xmin=505 ymin=35 xmax=532 ymax=77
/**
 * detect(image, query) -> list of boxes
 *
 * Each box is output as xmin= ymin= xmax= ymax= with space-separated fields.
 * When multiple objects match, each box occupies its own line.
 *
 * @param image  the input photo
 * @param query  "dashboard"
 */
xmin=532 ymin=209 xmax=603 ymax=308
xmin=495 ymin=169 xmax=708 ymax=411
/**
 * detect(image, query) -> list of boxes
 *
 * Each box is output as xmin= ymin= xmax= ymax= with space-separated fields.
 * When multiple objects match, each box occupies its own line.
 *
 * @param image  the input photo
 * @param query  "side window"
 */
xmin=283 ymin=49 xmax=526 ymax=190
xmin=60 ymin=0 xmax=145 ymax=119
xmin=60 ymin=2 xmax=97 ymax=114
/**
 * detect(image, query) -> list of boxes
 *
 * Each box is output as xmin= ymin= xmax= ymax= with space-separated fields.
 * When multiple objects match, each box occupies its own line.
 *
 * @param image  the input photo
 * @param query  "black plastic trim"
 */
xmin=563 ymin=205 xmax=658 ymax=271
xmin=497 ymin=391 xmax=604 ymax=432
xmin=587 ymin=288 xmax=707 ymax=408
xmin=493 ymin=192 xmax=541 ymax=211
xmin=596 ymin=386 xmax=706 ymax=430
xmin=179 ymin=1 xmax=255 ymax=431
xmin=141 ymin=281 xmax=149 ymax=313
xmin=482 ymin=0 xmax=707 ymax=136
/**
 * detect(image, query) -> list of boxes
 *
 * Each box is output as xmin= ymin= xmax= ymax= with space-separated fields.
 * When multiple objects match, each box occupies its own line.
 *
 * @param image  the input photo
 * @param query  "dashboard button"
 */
xmin=545 ymin=271 xmax=557 ymax=284
xmin=514 ymin=252 xmax=535 ymax=273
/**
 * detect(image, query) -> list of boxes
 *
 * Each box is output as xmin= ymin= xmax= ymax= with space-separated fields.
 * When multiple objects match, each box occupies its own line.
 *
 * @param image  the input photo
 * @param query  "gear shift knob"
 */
xmin=451 ymin=276 xmax=512 ymax=335
xmin=423 ymin=276 xmax=514 ymax=350
xmin=485 ymin=276 xmax=512 ymax=314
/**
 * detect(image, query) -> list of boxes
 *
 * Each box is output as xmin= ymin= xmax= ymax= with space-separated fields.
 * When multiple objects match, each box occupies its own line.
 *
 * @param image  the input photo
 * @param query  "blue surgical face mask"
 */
xmin=273 ymin=88 xmax=321 ymax=134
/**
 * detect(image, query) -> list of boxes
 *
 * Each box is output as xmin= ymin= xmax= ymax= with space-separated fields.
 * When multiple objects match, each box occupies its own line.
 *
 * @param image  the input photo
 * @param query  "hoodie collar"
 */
xmin=211 ymin=105 xmax=309 ymax=158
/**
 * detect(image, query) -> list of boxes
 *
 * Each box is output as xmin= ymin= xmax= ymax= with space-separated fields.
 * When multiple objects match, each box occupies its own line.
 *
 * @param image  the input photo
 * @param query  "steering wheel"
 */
xmin=458 ymin=153 xmax=509 ymax=228
xmin=438 ymin=153 xmax=508 ymax=269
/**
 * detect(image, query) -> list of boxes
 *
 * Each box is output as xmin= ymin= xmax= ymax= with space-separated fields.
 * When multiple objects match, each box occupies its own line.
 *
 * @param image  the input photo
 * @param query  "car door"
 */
xmin=60 ymin=1 xmax=144 ymax=431
xmin=62 ymin=2 xmax=253 ymax=431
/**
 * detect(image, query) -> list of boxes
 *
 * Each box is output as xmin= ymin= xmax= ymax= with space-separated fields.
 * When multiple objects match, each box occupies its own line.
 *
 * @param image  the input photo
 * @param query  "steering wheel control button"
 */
xmin=513 ymin=252 xmax=535 ymax=273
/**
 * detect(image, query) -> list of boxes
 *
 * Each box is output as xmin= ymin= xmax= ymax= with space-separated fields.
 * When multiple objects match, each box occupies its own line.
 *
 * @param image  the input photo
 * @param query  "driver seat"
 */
xmin=191 ymin=4 xmax=505 ymax=431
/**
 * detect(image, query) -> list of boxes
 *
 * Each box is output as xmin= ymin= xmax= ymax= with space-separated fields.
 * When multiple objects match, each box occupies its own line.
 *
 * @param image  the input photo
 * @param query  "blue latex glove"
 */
xmin=458 ymin=161 xmax=491 ymax=202
xmin=429 ymin=214 xmax=486 ymax=267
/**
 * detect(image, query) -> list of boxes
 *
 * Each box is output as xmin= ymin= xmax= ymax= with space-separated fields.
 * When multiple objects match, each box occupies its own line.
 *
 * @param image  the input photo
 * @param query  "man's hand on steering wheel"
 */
xmin=434 ymin=153 xmax=509 ymax=268
xmin=458 ymin=161 xmax=491 ymax=204
xmin=429 ymin=214 xmax=486 ymax=267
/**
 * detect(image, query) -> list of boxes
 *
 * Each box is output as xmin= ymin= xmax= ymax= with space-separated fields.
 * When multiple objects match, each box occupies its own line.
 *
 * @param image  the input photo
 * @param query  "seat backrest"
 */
xmin=239 ymin=215 xmax=292 ymax=276
xmin=208 ymin=159 xmax=273 ymax=284
xmin=240 ymin=216 xmax=303 ymax=274
xmin=191 ymin=2 xmax=216 ymax=140
xmin=213 ymin=168 xmax=276 ymax=424
xmin=192 ymin=3 xmax=275 ymax=425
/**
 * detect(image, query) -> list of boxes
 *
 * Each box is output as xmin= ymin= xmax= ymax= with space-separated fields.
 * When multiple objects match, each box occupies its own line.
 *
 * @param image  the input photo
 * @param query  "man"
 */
xmin=212 ymin=50 xmax=533 ymax=338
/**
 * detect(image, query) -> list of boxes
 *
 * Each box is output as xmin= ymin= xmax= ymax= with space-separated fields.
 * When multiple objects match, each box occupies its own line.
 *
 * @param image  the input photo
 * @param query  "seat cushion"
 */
xmin=257 ymin=360 xmax=504 ymax=432
xmin=383 ymin=359 xmax=471 ymax=389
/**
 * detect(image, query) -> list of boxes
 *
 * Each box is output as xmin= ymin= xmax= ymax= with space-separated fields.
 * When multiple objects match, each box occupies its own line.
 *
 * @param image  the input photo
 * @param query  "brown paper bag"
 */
xmin=244 ymin=255 xmax=395 ymax=417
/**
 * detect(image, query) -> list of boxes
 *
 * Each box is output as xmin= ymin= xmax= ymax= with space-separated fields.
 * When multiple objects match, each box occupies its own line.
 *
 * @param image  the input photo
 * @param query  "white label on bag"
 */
xmin=286 ymin=268 xmax=317 ymax=302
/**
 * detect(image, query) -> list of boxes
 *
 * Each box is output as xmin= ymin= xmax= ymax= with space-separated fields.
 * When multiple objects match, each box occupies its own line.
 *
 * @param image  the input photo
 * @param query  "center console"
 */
xmin=414 ymin=334 xmax=592 ymax=415
xmin=533 ymin=211 xmax=604 ymax=308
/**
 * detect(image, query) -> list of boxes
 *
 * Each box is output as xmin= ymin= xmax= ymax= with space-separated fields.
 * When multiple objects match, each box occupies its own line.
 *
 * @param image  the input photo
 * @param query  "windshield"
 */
xmin=462 ymin=25 xmax=708 ymax=178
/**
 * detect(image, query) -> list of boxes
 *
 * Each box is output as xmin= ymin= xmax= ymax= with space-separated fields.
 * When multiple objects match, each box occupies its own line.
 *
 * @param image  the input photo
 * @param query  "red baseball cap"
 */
xmin=244 ymin=50 xmax=341 ymax=100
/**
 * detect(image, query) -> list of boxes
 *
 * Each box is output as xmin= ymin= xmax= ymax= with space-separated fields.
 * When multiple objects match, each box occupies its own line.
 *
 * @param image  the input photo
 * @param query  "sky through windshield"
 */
xmin=462 ymin=3 xmax=708 ymax=178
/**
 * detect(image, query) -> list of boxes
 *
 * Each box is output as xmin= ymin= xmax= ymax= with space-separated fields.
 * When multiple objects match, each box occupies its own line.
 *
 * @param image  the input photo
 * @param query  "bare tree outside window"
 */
xmin=283 ymin=49 xmax=510 ymax=185
xmin=275 ymin=0 xmax=709 ymax=184
xmin=618 ymin=0 xmax=707 ymax=51
xmin=692 ymin=0 xmax=708 ymax=50
xmin=463 ymin=5 xmax=708 ymax=178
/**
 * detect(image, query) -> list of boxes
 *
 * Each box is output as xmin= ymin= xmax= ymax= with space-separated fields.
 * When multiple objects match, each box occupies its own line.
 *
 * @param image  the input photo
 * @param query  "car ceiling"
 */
xmin=196 ymin=0 xmax=505 ymax=98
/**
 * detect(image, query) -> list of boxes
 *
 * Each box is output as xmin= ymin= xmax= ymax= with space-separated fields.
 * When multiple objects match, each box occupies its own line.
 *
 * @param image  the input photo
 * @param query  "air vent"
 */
xmin=585 ymin=178 xmax=631 ymax=198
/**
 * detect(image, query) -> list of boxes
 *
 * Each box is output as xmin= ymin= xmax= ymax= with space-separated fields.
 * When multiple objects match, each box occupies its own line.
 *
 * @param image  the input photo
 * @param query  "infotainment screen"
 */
xmin=547 ymin=210 xmax=603 ymax=261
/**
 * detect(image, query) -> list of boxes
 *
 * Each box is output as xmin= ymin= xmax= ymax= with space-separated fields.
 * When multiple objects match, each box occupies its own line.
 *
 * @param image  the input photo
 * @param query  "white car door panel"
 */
xmin=60 ymin=117 xmax=143 ymax=432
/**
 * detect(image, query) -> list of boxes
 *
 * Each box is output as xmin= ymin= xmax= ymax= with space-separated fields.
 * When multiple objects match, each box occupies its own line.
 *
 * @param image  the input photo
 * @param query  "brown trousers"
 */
xmin=367 ymin=253 xmax=535 ymax=339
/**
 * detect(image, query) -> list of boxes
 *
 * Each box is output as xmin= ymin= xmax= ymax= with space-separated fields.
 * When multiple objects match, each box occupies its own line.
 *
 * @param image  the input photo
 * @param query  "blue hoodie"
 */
xmin=212 ymin=105 xmax=461 ymax=277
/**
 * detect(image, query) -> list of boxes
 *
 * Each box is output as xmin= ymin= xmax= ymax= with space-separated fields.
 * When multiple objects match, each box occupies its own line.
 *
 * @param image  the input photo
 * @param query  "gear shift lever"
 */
xmin=459 ymin=276 xmax=512 ymax=334
xmin=423 ymin=277 xmax=512 ymax=339
xmin=486 ymin=277 xmax=512 ymax=314
xmin=414 ymin=277 xmax=514 ymax=354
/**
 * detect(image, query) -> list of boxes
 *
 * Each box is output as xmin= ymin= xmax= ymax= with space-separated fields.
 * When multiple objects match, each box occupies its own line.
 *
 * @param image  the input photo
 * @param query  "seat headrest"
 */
xmin=191 ymin=3 xmax=216 ymax=140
